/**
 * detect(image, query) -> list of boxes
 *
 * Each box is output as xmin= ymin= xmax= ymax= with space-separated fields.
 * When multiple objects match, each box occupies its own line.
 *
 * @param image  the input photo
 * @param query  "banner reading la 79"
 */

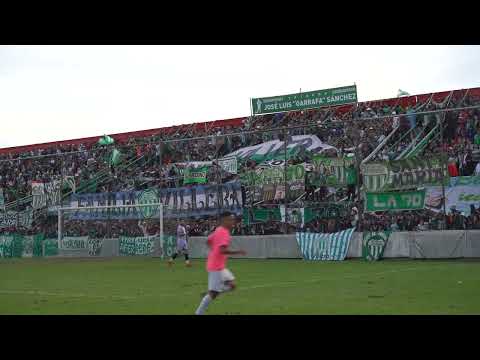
xmin=365 ymin=189 xmax=426 ymax=212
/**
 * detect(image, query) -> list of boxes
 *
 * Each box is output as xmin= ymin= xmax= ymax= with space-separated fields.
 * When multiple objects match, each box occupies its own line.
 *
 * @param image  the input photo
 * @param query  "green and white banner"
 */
xmin=1 ymin=233 xmax=57 ymax=258
xmin=32 ymin=180 xmax=62 ymax=210
xmin=252 ymin=85 xmax=357 ymax=115
xmin=362 ymin=231 xmax=390 ymax=261
xmin=362 ymin=156 xmax=448 ymax=192
xmin=218 ymin=157 xmax=238 ymax=174
xmin=87 ymin=238 xmax=103 ymax=256
xmin=44 ymin=239 xmax=59 ymax=256
xmin=61 ymin=236 xmax=88 ymax=250
xmin=295 ymin=228 xmax=355 ymax=261
xmin=183 ymin=164 xmax=209 ymax=185
xmin=281 ymin=207 xmax=304 ymax=225
xmin=310 ymin=156 xmax=356 ymax=187
xmin=365 ymin=190 xmax=426 ymax=212
xmin=240 ymin=163 xmax=305 ymax=201
xmin=226 ymin=135 xmax=336 ymax=164
xmin=119 ymin=236 xmax=156 ymax=256
xmin=0 ymin=209 xmax=33 ymax=230
xmin=242 ymin=208 xmax=282 ymax=225
xmin=0 ymin=234 xmax=34 ymax=258
xmin=161 ymin=235 xmax=177 ymax=258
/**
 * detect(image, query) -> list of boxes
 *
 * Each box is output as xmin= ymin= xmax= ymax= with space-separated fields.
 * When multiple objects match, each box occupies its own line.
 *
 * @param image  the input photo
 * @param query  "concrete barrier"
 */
xmin=50 ymin=230 xmax=480 ymax=259
xmin=409 ymin=230 xmax=466 ymax=259
xmin=465 ymin=231 xmax=480 ymax=258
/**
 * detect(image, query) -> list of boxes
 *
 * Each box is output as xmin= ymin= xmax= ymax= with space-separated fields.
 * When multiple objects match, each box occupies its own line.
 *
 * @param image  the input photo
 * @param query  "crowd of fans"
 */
xmin=1 ymin=88 xmax=480 ymax=237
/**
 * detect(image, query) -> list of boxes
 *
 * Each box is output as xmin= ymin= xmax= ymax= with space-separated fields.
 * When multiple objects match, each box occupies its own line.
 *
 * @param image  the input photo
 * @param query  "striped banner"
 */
xmin=296 ymin=228 xmax=355 ymax=261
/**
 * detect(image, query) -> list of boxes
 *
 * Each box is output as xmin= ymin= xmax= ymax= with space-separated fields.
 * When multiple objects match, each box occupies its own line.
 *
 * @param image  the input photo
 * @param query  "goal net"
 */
xmin=57 ymin=203 xmax=178 ymax=258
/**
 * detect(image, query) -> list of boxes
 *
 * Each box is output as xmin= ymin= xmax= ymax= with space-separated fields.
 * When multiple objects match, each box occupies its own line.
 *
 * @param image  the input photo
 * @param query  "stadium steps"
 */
xmin=394 ymin=127 xmax=426 ymax=160
xmin=361 ymin=124 xmax=400 ymax=164
xmin=402 ymin=122 xmax=441 ymax=159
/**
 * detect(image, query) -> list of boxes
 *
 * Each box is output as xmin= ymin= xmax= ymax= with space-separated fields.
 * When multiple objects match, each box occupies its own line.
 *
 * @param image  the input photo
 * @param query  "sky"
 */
xmin=0 ymin=45 xmax=479 ymax=148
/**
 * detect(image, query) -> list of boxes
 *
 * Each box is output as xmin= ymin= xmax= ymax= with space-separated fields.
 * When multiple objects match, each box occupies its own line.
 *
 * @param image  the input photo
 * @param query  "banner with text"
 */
xmin=217 ymin=157 xmax=238 ymax=174
xmin=0 ymin=234 xmax=34 ymax=258
xmin=119 ymin=236 xmax=156 ymax=256
xmin=310 ymin=156 xmax=356 ymax=187
xmin=252 ymin=85 xmax=357 ymax=115
xmin=66 ymin=182 xmax=243 ymax=220
xmin=0 ymin=209 xmax=33 ymax=230
xmin=183 ymin=164 xmax=210 ymax=185
xmin=240 ymin=164 xmax=305 ymax=202
xmin=365 ymin=190 xmax=426 ymax=212
xmin=362 ymin=156 xmax=448 ymax=192
xmin=61 ymin=236 xmax=88 ymax=250
xmin=32 ymin=180 xmax=62 ymax=210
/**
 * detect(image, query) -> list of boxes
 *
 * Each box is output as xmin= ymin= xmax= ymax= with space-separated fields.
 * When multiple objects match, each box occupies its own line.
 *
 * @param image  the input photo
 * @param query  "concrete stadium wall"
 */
xmin=465 ymin=231 xmax=480 ymax=258
xmin=189 ymin=230 xmax=480 ymax=260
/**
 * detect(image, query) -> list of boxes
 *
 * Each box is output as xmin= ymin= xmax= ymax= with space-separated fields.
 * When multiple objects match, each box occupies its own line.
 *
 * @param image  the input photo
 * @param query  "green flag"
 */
xmin=397 ymin=89 xmax=410 ymax=97
xmin=110 ymin=148 xmax=122 ymax=166
xmin=98 ymin=135 xmax=115 ymax=146
xmin=345 ymin=165 xmax=357 ymax=185
xmin=475 ymin=134 xmax=480 ymax=146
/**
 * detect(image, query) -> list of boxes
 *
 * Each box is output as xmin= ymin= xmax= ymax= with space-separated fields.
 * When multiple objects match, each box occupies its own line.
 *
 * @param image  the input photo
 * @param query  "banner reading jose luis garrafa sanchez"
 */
xmin=252 ymin=85 xmax=357 ymax=115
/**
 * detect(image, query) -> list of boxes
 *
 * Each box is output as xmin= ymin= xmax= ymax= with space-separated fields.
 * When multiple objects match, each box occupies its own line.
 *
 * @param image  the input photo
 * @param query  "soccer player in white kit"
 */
xmin=168 ymin=222 xmax=191 ymax=267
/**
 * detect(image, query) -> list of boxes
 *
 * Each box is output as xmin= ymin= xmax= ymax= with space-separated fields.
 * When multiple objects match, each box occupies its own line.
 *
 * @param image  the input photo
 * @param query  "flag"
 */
xmin=110 ymin=148 xmax=122 ymax=166
xmin=98 ymin=135 xmax=115 ymax=146
xmin=397 ymin=89 xmax=410 ymax=97
xmin=296 ymin=228 xmax=355 ymax=261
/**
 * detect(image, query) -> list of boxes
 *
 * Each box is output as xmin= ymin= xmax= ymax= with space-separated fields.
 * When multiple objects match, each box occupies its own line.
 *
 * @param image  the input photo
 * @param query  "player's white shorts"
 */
xmin=176 ymin=239 xmax=188 ymax=253
xmin=208 ymin=269 xmax=235 ymax=292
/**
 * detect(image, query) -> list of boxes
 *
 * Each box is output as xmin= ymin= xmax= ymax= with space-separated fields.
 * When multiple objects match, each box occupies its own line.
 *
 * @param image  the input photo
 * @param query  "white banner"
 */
xmin=32 ymin=180 xmax=61 ymax=210
xmin=61 ymin=236 xmax=88 ymax=250
xmin=32 ymin=181 xmax=46 ymax=209
xmin=425 ymin=182 xmax=480 ymax=216
xmin=217 ymin=157 xmax=238 ymax=174
xmin=0 ymin=210 xmax=33 ymax=230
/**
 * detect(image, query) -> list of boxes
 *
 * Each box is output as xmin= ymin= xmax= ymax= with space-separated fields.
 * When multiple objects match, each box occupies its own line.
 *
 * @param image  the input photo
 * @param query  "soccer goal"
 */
xmin=56 ymin=203 xmax=177 ymax=258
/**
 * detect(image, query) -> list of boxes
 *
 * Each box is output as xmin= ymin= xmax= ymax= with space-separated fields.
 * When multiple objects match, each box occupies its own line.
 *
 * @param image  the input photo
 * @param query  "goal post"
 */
xmin=57 ymin=203 xmax=168 ymax=258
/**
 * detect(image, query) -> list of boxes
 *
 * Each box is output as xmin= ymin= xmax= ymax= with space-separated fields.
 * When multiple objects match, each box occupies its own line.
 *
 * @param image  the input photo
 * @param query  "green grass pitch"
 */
xmin=1 ymin=257 xmax=479 ymax=314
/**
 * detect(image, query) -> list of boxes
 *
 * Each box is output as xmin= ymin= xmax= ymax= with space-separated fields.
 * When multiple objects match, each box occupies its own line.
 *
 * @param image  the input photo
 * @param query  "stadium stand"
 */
xmin=1 ymin=87 xmax=480 ymax=239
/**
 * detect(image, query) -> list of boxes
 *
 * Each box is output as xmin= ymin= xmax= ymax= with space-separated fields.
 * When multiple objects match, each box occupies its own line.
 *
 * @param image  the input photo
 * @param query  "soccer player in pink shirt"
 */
xmin=195 ymin=212 xmax=246 ymax=315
